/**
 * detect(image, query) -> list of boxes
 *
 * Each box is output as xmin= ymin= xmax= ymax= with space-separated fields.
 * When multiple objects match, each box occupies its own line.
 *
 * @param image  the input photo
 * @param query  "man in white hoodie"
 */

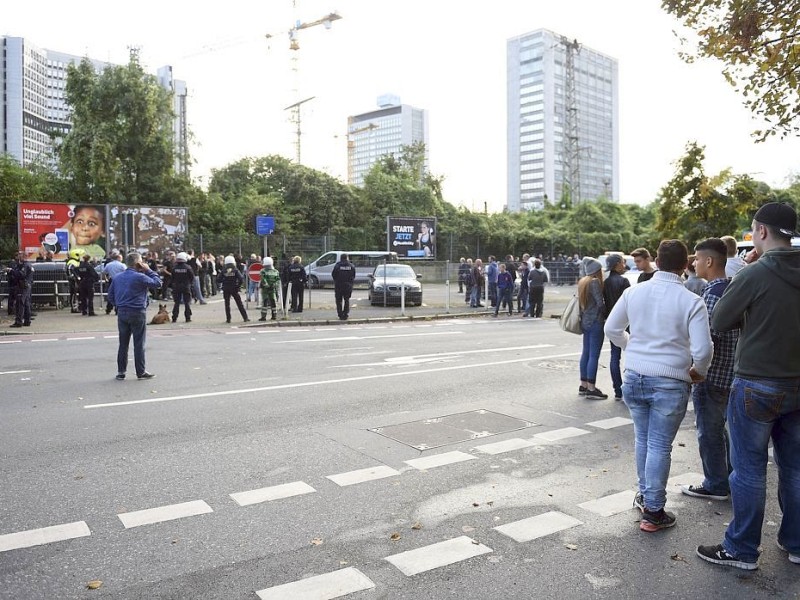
xmin=605 ymin=240 xmax=713 ymax=533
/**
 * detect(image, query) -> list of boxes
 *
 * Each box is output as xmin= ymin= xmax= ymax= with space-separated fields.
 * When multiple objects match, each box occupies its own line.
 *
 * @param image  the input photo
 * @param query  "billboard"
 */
xmin=18 ymin=202 xmax=109 ymax=261
xmin=108 ymin=205 xmax=188 ymax=257
xmin=387 ymin=216 xmax=437 ymax=259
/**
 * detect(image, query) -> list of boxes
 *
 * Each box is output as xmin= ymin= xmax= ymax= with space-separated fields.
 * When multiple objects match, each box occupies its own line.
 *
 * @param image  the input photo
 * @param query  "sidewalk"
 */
xmin=0 ymin=285 xmax=574 ymax=335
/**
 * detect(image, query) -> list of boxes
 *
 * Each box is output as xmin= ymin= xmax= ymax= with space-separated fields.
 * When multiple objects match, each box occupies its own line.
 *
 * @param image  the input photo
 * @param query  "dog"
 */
xmin=149 ymin=304 xmax=170 ymax=325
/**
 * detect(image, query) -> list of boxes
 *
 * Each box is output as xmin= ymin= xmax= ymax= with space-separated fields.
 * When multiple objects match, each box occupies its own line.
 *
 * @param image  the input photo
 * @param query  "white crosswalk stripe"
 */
xmin=255 ymin=567 xmax=376 ymax=600
xmin=325 ymin=465 xmax=401 ymax=487
xmin=405 ymin=451 xmax=478 ymax=470
xmin=494 ymin=511 xmax=583 ymax=543
xmin=230 ymin=481 xmax=316 ymax=507
xmin=0 ymin=521 xmax=91 ymax=553
xmin=385 ymin=536 xmax=493 ymax=576
xmin=117 ymin=500 xmax=213 ymax=529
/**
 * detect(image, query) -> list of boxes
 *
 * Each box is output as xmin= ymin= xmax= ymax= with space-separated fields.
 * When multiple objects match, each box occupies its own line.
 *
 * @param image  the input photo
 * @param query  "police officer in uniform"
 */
xmin=8 ymin=252 xmax=33 ymax=327
xmin=220 ymin=255 xmax=250 ymax=323
xmin=170 ymin=252 xmax=194 ymax=323
xmin=259 ymin=257 xmax=281 ymax=321
xmin=76 ymin=253 xmax=100 ymax=316
xmin=332 ymin=253 xmax=356 ymax=320
xmin=287 ymin=255 xmax=308 ymax=313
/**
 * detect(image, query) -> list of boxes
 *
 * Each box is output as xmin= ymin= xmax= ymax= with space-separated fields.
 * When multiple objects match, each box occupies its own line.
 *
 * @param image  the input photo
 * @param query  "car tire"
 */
xmin=309 ymin=275 xmax=320 ymax=289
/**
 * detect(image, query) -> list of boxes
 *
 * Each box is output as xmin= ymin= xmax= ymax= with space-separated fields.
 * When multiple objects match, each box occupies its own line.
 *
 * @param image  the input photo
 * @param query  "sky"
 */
xmin=5 ymin=0 xmax=800 ymax=213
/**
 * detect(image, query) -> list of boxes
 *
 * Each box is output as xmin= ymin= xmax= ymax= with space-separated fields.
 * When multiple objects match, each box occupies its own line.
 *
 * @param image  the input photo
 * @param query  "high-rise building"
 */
xmin=347 ymin=94 xmax=428 ymax=187
xmin=1 ymin=36 xmax=187 ymax=173
xmin=157 ymin=66 xmax=189 ymax=176
xmin=507 ymin=29 xmax=619 ymax=211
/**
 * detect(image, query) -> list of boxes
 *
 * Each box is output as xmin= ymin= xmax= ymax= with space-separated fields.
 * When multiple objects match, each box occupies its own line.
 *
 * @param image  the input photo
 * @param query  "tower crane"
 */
xmin=265 ymin=10 xmax=342 ymax=164
xmin=561 ymin=36 xmax=581 ymax=206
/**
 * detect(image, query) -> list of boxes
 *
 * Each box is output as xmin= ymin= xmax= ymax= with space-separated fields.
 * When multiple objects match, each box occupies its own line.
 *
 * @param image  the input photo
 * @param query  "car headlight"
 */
xmin=373 ymin=285 xmax=384 ymax=292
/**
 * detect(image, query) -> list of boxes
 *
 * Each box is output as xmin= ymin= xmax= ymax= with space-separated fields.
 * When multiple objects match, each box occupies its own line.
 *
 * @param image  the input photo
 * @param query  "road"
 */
xmin=0 ymin=318 xmax=797 ymax=599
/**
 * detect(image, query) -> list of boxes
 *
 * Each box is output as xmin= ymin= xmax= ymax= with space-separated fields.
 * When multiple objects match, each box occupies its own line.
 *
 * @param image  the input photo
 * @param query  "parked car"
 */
xmin=305 ymin=251 xmax=398 ymax=288
xmin=368 ymin=264 xmax=423 ymax=306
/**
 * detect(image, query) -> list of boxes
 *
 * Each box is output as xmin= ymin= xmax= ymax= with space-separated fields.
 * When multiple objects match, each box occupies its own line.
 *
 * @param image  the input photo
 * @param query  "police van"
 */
xmin=305 ymin=251 xmax=398 ymax=288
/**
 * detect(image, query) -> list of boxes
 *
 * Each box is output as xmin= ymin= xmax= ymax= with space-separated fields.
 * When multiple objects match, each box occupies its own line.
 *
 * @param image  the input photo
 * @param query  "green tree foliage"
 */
xmin=656 ymin=141 xmax=772 ymax=245
xmin=663 ymin=0 xmax=800 ymax=140
xmin=57 ymin=54 xmax=183 ymax=205
xmin=0 ymin=156 xmax=65 ymax=256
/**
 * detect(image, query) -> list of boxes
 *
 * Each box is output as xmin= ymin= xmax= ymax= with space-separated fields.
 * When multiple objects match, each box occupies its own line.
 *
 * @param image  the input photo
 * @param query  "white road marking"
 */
xmin=326 ymin=465 xmax=400 ymax=487
xmin=83 ymin=351 xmax=585 ymax=409
xmin=117 ymin=500 xmax=213 ymax=529
xmin=585 ymin=417 xmax=633 ymax=430
xmin=578 ymin=491 xmax=635 ymax=517
xmin=344 ymin=344 xmax=555 ymax=367
xmin=230 ymin=481 xmax=316 ymax=506
xmin=225 ymin=331 xmax=251 ymax=335
xmin=0 ymin=521 xmax=90 ymax=553
xmin=405 ymin=451 xmax=478 ymax=470
xmin=0 ymin=340 xmax=22 ymax=344
xmin=103 ymin=335 xmax=117 ymax=339
xmin=31 ymin=338 xmax=58 ymax=342
xmin=533 ymin=427 xmax=591 ymax=442
xmin=273 ymin=331 xmax=461 ymax=344
xmin=385 ymin=536 xmax=493 ymax=576
xmin=0 ymin=370 xmax=31 ymax=375
xmin=494 ymin=511 xmax=583 ymax=543
xmin=256 ymin=567 xmax=375 ymax=600
xmin=66 ymin=337 xmax=95 ymax=341
xmin=475 ymin=438 xmax=537 ymax=455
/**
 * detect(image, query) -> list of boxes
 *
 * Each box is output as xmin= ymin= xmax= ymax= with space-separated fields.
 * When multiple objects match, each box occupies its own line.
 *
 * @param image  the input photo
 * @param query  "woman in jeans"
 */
xmin=578 ymin=257 xmax=608 ymax=399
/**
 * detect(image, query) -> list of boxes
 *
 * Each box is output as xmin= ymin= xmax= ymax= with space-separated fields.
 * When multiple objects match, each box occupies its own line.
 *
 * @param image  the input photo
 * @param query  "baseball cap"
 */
xmin=753 ymin=202 xmax=799 ymax=238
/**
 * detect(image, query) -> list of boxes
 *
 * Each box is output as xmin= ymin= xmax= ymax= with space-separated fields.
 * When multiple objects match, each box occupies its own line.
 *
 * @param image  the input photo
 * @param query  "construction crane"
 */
xmin=561 ymin=36 xmax=581 ymax=206
xmin=266 ymin=10 xmax=342 ymax=164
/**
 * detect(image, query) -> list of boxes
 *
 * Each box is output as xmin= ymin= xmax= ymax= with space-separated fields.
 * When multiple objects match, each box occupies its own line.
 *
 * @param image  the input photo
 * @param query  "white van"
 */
xmin=305 ymin=251 xmax=398 ymax=288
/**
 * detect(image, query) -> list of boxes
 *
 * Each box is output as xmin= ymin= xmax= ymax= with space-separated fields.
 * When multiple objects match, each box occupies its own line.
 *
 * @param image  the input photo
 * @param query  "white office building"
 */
xmin=1 ymin=36 xmax=187 ymax=173
xmin=347 ymin=94 xmax=428 ymax=187
xmin=507 ymin=29 xmax=619 ymax=211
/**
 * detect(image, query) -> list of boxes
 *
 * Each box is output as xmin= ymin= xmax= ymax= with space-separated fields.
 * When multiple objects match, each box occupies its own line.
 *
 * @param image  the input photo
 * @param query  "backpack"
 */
xmin=559 ymin=295 xmax=582 ymax=334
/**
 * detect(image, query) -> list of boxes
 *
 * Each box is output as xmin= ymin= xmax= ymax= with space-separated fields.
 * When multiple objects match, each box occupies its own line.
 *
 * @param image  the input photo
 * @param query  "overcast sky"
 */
xmin=6 ymin=0 xmax=800 ymax=212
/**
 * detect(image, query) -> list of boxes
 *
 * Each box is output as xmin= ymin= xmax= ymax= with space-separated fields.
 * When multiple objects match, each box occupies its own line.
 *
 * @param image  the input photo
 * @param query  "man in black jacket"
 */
xmin=332 ymin=254 xmax=355 ymax=320
xmin=76 ymin=254 xmax=100 ymax=316
xmin=170 ymin=252 xmax=194 ymax=323
xmin=603 ymin=254 xmax=630 ymax=400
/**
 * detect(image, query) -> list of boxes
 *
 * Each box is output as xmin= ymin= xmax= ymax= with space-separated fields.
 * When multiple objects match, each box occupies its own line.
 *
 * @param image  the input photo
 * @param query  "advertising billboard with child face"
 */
xmin=17 ymin=202 xmax=108 ymax=261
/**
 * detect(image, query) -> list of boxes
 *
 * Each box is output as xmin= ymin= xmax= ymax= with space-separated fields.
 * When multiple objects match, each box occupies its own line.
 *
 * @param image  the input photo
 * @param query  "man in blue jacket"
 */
xmin=107 ymin=253 xmax=162 ymax=380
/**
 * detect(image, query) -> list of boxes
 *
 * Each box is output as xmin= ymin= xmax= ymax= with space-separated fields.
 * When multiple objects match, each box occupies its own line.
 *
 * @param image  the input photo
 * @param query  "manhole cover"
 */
xmin=370 ymin=409 xmax=538 ymax=450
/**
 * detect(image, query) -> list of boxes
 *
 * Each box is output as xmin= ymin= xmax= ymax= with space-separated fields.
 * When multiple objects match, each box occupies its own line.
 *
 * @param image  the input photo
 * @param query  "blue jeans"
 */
xmin=494 ymin=288 xmax=513 ymax=315
xmin=692 ymin=382 xmax=731 ymax=495
xmin=117 ymin=310 xmax=147 ymax=376
xmin=470 ymin=285 xmax=482 ymax=307
xmin=579 ymin=321 xmax=604 ymax=383
xmin=609 ymin=342 xmax=623 ymax=397
xmin=623 ymin=371 xmax=691 ymax=511
xmin=724 ymin=376 xmax=800 ymax=563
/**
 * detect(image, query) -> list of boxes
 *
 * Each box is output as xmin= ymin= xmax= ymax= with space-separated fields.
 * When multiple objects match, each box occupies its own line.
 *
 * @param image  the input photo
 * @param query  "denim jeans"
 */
xmin=117 ymin=309 xmax=147 ymax=376
xmin=470 ymin=285 xmax=482 ymax=307
xmin=494 ymin=288 xmax=513 ymax=315
xmin=579 ymin=321 xmax=604 ymax=383
xmin=622 ymin=371 xmax=691 ymax=511
xmin=724 ymin=376 xmax=800 ymax=563
xmin=691 ymin=382 xmax=731 ymax=495
xmin=609 ymin=342 xmax=623 ymax=397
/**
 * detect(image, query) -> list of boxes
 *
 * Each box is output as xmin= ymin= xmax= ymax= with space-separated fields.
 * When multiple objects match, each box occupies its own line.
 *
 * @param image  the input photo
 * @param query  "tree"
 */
xmin=655 ymin=141 xmax=767 ymax=245
xmin=57 ymin=54 xmax=182 ymax=205
xmin=663 ymin=0 xmax=800 ymax=140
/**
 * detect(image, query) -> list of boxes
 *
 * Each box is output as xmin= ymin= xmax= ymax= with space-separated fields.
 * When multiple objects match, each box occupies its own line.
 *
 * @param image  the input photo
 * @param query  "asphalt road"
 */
xmin=0 ymin=318 xmax=797 ymax=599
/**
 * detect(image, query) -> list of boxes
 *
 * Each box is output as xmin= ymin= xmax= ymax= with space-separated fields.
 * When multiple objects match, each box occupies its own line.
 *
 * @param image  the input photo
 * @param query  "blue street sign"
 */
xmin=256 ymin=215 xmax=275 ymax=236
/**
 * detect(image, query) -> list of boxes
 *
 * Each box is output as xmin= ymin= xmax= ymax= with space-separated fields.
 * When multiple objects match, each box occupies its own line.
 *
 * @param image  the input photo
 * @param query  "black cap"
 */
xmin=754 ymin=202 xmax=799 ymax=238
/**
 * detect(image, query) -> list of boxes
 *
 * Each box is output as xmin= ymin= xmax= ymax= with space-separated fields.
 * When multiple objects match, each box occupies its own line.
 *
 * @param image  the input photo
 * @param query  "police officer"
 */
xmin=332 ymin=253 xmax=356 ymax=320
xmin=8 ymin=252 xmax=33 ymax=327
xmin=66 ymin=248 xmax=85 ymax=313
xmin=287 ymin=255 xmax=308 ymax=313
xmin=220 ymin=255 xmax=250 ymax=323
xmin=170 ymin=252 xmax=194 ymax=323
xmin=259 ymin=257 xmax=280 ymax=321
xmin=103 ymin=251 xmax=126 ymax=314
xmin=75 ymin=253 xmax=100 ymax=316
